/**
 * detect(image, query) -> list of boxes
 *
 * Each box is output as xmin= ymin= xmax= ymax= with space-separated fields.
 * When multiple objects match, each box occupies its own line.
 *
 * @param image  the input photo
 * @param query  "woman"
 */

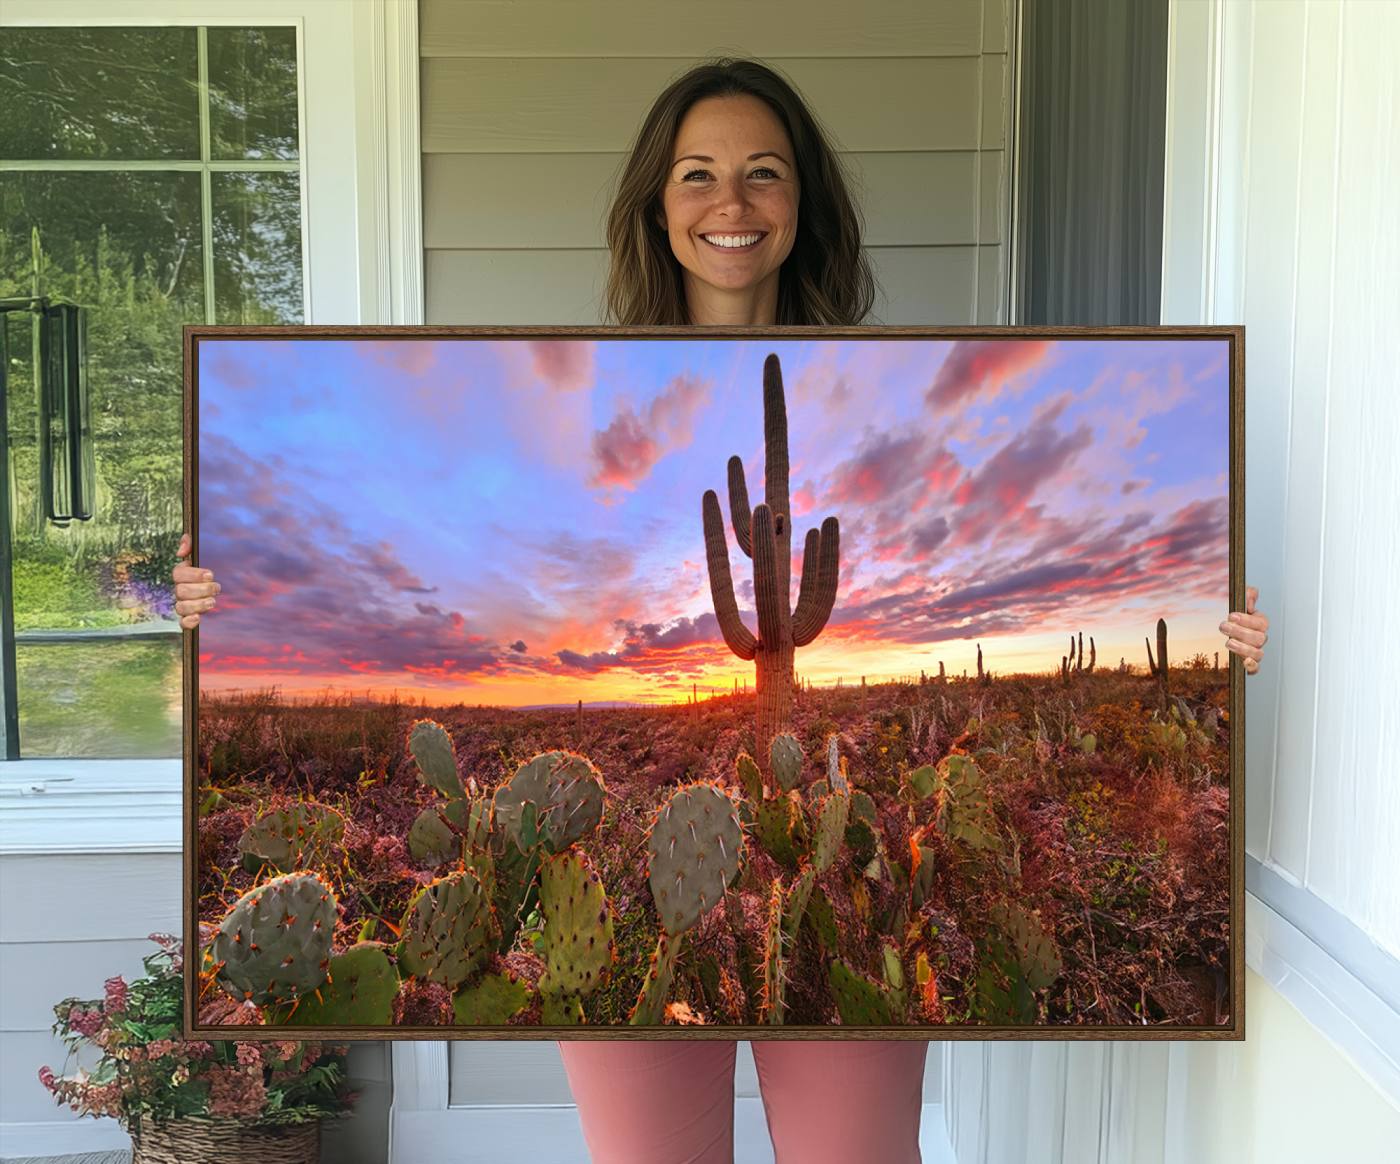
xmin=174 ymin=58 xmax=1269 ymax=1164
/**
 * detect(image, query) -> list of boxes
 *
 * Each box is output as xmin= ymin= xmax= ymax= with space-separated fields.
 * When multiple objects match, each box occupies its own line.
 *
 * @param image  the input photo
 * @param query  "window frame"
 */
xmin=0 ymin=0 xmax=422 ymax=844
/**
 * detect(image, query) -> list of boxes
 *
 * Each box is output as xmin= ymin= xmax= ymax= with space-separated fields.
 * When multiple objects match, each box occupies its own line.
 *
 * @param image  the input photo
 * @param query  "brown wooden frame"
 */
xmin=182 ymin=323 xmax=1244 ymax=1042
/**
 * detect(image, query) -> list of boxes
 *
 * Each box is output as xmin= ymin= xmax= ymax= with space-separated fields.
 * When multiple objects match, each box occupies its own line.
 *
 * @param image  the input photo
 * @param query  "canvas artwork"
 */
xmin=185 ymin=327 xmax=1243 ymax=1039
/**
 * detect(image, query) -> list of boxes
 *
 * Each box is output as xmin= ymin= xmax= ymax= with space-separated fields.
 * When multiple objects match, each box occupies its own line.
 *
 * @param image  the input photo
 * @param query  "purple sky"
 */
xmin=196 ymin=336 xmax=1231 ymax=705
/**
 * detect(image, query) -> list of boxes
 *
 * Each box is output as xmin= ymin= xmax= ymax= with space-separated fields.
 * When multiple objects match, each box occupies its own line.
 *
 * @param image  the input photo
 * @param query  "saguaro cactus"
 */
xmin=1145 ymin=616 xmax=1170 ymax=711
xmin=702 ymin=353 xmax=840 ymax=778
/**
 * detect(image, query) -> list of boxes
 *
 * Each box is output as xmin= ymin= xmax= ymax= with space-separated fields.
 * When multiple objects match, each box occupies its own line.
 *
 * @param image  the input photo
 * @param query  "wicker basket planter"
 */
xmin=129 ymin=1115 xmax=321 ymax=1163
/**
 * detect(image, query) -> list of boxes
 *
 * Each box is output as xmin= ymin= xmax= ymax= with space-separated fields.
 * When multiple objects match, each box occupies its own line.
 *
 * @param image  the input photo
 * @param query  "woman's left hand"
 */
xmin=1220 ymin=585 xmax=1269 ymax=675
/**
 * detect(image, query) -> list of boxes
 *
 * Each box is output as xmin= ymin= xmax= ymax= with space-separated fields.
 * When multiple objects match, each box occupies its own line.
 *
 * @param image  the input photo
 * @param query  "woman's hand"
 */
xmin=172 ymin=532 xmax=220 ymax=630
xmin=1220 ymin=585 xmax=1268 ymax=675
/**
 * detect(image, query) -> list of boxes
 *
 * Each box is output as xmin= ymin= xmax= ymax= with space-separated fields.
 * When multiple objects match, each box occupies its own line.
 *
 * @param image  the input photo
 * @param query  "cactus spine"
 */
xmin=702 ymin=353 xmax=840 ymax=782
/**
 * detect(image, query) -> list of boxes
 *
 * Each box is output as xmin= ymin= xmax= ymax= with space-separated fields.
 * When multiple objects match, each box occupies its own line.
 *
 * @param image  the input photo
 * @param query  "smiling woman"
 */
xmin=656 ymin=94 xmax=801 ymax=325
xmin=601 ymin=58 xmax=875 ymax=328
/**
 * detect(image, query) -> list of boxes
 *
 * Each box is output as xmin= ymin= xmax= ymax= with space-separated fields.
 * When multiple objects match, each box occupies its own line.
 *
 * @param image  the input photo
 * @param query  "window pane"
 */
xmin=212 ymin=171 xmax=304 ymax=323
xmin=0 ymin=28 xmax=200 ymax=161
xmin=3 ymin=171 xmax=200 ymax=638
xmin=16 ymin=640 xmax=182 ymax=758
xmin=207 ymin=27 xmax=301 ymax=161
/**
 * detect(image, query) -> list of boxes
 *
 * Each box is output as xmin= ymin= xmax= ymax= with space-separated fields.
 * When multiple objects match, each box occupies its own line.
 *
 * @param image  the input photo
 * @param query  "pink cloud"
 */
xmin=926 ymin=339 xmax=1054 ymax=412
xmin=529 ymin=340 xmax=595 ymax=391
xmin=589 ymin=373 xmax=709 ymax=491
xmin=827 ymin=430 xmax=927 ymax=506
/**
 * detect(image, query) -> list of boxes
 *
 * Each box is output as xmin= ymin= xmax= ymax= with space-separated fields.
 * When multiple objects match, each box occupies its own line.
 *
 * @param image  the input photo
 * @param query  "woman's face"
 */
xmin=658 ymin=94 xmax=800 ymax=315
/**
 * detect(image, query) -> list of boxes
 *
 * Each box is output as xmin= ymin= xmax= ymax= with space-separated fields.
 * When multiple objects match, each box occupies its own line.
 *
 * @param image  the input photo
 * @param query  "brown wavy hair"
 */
xmin=602 ymin=58 xmax=878 ymax=326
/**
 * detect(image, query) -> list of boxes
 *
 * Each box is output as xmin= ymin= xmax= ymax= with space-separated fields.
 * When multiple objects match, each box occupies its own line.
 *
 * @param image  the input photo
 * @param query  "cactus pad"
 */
xmin=754 ymin=793 xmax=803 ymax=870
xmin=538 ymin=849 xmax=614 ymax=1006
xmin=646 ymin=781 xmax=745 ymax=937
xmin=990 ymin=901 xmax=1061 ymax=989
xmin=495 ymin=750 xmax=605 ymax=854
xmin=453 ymin=971 xmax=531 ymax=1025
xmin=627 ymin=930 xmax=680 ymax=1025
xmin=282 ymin=941 xmax=397 ymax=1026
xmin=828 ymin=958 xmax=900 ymax=1025
xmin=237 ymin=801 xmax=345 ymax=875
xmin=399 ymin=868 xmax=499 ymax=989
xmin=760 ymin=879 xmax=789 ymax=1024
xmin=408 ymin=718 xmax=463 ymax=798
xmin=936 ymin=753 xmax=1000 ymax=851
xmin=735 ymin=752 xmax=764 ymax=802
xmin=408 ymin=805 xmax=459 ymax=868
xmin=781 ymin=863 xmax=817 ymax=943
xmin=212 ymin=871 xmax=337 ymax=1007
xmin=811 ymin=789 xmax=850 ymax=874
xmin=825 ymin=733 xmax=849 ymax=793
xmin=770 ymin=733 xmax=804 ymax=792
xmin=803 ymin=886 xmax=838 ymax=953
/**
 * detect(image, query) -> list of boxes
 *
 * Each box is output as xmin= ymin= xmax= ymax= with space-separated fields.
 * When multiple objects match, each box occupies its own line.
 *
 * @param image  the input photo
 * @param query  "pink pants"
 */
xmin=557 ymin=1040 xmax=928 ymax=1164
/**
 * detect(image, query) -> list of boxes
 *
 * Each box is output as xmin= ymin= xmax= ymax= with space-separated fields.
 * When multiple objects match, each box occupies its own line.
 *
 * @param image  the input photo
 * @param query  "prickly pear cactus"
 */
xmin=803 ymin=886 xmax=838 ymax=953
xmin=972 ymin=901 xmax=1062 ymax=1023
xmin=537 ymin=849 xmax=615 ymax=1024
xmin=828 ymin=951 xmax=903 ymax=1026
xmin=494 ymin=751 xmax=605 ymax=854
xmin=453 ymin=971 xmax=532 ymax=1025
xmin=811 ymin=790 xmax=850 ymax=874
xmin=754 ymin=794 xmax=803 ymax=870
xmin=398 ymin=868 xmax=499 ymax=990
xmin=781 ymin=863 xmax=818 ymax=950
xmin=646 ymin=781 xmax=745 ymax=937
xmin=770 ymin=733 xmax=804 ymax=793
xmin=212 ymin=871 xmax=337 ymax=1007
xmin=910 ymin=840 xmax=939 ymax=910
xmin=990 ymin=901 xmax=1061 ymax=989
xmin=489 ymin=799 xmax=544 ymax=952
xmin=410 ymin=793 xmax=496 ymax=872
xmin=237 ymin=801 xmax=345 ymax=874
xmin=408 ymin=805 xmax=458 ymax=868
xmin=735 ymin=752 xmax=764 ymax=803
xmin=408 ymin=718 xmax=463 ymax=798
xmin=904 ymin=763 xmax=939 ymax=800
xmin=936 ymin=753 xmax=1000 ymax=851
xmin=630 ymin=781 xmax=745 ymax=1026
xmin=281 ymin=941 xmax=397 ymax=1026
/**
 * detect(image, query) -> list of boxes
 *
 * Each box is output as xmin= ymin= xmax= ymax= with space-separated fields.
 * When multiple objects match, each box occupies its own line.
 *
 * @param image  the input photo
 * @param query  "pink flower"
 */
xmin=146 ymin=1038 xmax=177 ymax=1060
xmin=235 ymin=1042 xmax=263 ymax=1068
xmin=206 ymin=1065 xmax=267 ymax=1118
xmin=184 ymin=1040 xmax=214 ymax=1059
xmin=103 ymin=976 xmax=129 ymax=1014
xmin=67 ymin=1006 xmax=103 ymax=1038
xmin=38 ymin=1066 xmax=56 ymax=1091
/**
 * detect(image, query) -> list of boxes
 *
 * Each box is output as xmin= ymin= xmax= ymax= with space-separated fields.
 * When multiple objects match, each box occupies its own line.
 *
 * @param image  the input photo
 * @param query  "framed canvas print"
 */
xmin=183 ymin=325 xmax=1244 ymax=1041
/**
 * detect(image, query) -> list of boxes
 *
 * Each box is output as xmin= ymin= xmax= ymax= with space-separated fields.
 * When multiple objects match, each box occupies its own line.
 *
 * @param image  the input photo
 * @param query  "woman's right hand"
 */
xmin=172 ymin=532 xmax=220 ymax=630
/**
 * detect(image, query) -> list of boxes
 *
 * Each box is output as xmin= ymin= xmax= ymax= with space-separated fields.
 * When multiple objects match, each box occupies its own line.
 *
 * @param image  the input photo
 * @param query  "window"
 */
xmin=0 ymin=24 xmax=305 ymax=758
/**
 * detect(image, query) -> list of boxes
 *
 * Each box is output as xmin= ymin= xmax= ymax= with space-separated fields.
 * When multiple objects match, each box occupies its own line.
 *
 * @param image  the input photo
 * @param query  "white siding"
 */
xmin=420 ymin=0 xmax=1015 ymax=325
